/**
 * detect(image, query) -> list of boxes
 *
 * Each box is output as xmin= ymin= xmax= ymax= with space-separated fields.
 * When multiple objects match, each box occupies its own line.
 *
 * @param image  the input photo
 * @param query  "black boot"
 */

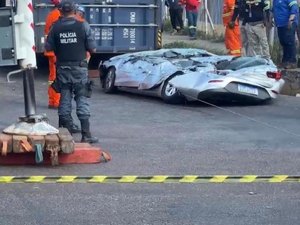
xmin=70 ymin=123 xmax=81 ymax=133
xmin=59 ymin=116 xmax=81 ymax=134
xmin=70 ymin=117 xmax=81 ymax=133
xmin=80 ymin=119 xmax=98 ymax=143
xmin=58 ymin=116 xmax=73 ymax=134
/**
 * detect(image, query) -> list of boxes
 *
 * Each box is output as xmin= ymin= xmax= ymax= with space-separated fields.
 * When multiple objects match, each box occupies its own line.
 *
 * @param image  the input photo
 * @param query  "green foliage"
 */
xmin=163 ymin=41 xmax=225 ymax=55
xmin=163 ymin=41 xmax=199 ymax=49
xmin=196 ymin=30 xmax=225 ymax=43
xmin=163 ymin=19 xmax=173 ymax=32
xmin=270 ymin=41 xmax=282 ymax=65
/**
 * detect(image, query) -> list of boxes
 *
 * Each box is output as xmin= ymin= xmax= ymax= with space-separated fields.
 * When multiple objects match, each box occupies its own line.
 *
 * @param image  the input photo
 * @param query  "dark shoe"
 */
xmin=59 ymin=115 xmax=81 ymax=134
xmin=71 ymin=123 xmax=81 ymax=133
xmin=48 ymin=105 xmax=58 ymax=109
xmin=284 ymin=63 xmax=297 ymax=69
xmin=80 ymin=119 xmax=99 ymax=143
xmin=81 ymin=135 xmax=99 ymax=143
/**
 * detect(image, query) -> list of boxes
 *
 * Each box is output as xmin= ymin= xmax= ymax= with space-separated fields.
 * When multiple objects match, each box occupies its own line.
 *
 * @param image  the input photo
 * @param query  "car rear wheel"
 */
xmin=161 ymin=77 xmax=185 ymax=104
xmin=103 ymin=67 xmax=117 ymax=93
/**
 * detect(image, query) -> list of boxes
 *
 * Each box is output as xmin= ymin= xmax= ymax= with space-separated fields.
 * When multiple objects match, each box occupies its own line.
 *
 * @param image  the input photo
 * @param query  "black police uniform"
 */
xmin=45 ymin=1 xmax=98 ymax=143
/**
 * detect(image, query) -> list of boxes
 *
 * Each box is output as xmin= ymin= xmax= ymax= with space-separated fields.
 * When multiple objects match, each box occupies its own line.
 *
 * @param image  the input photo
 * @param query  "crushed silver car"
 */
xmin=99 ymin=48 xmax=284 ymax=104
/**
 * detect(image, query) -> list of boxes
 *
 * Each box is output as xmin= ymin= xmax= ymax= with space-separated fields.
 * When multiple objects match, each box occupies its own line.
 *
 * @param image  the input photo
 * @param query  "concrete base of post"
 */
xmin=3 ymin=114 xmax=59 ymax=136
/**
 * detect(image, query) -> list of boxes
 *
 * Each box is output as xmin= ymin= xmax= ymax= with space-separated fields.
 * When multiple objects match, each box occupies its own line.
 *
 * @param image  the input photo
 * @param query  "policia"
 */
xmin=45 ymin=0 xmax=98 ymax=143
xmin=230 ymin=0 xmax=271 ymax=58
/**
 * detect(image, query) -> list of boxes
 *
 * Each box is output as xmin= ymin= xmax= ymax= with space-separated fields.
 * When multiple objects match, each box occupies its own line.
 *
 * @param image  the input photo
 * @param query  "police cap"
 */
xmin=61 ymin=0 xmax=76 ymax=13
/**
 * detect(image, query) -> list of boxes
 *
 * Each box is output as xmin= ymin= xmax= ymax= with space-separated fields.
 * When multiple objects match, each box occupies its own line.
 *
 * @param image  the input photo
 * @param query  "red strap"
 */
xmin=101 ymin=151 xmax=112 ymax=163
xmin=20 ymin=140 xmax=33 ymax=152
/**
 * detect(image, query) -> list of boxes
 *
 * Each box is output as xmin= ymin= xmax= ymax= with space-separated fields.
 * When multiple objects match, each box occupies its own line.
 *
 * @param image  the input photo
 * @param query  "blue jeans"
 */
xmin=277 ymin=23 xmax=297 ymax=63
xmin=186 ymin=10 xmax=198 ymax=37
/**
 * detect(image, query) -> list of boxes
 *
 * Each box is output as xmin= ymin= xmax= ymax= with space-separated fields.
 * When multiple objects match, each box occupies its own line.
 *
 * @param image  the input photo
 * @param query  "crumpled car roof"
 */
xmin=103 ymin=48 xmax=277 ymax=90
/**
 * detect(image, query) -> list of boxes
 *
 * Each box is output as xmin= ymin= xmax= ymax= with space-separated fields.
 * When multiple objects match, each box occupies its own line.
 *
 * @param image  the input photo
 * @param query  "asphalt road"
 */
xmin=0 ymin=66 xmax=299 ymax=225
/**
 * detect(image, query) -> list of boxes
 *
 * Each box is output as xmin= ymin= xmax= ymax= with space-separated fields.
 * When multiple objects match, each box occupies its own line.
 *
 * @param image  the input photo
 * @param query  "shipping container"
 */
xmin=33 ymin=0 xmax=164 ymax=54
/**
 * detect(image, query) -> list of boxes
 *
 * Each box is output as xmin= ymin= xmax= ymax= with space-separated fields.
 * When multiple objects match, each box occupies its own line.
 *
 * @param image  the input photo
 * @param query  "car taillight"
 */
xmin=267 ymin=71 xmax=281 ymax=80
xmin=208 ymin=80 xmax=224 ymax=83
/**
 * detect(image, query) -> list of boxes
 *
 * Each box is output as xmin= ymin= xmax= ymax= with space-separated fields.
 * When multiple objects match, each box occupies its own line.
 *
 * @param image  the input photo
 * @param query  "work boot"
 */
xmin=70 ymin=123 xmax=81 ymax=133
xmin=284 ymin=63 xmax=297 ymax=70
xmin=59 ymin=116 xmax=81 ymax=134
xmin=80 ymin=119 xmax=98 ymax=143
xmin=58 ymin=116 xmax=73 ymax=134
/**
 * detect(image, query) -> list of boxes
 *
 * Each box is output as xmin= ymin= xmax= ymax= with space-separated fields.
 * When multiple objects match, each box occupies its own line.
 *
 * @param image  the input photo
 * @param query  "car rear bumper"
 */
xmin=197 ymin=82 xmax=271 ymax=103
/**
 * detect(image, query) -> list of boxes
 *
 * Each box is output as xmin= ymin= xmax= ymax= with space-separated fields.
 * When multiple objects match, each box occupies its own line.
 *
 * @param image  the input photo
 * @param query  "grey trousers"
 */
xmin=240 ymin=24 xmax=249 ymax=56
xmin=246 ymin=23 xmax=271 ymax=58
xmin=57 ymin=66 xmax=90 ymax=120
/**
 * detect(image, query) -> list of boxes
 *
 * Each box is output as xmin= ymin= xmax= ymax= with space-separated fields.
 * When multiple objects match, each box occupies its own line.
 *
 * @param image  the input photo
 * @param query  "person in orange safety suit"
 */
xmin=44 ymin=0 xmax=61 ymax=109
xmin=223 ymin=0 xmax=242 ymax=56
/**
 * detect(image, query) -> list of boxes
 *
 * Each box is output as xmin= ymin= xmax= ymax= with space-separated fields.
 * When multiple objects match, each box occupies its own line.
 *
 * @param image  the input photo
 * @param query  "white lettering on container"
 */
xmin=123 ymin=28 xmax=129 ymax=39
xmin=130 ymin=12 xmax=136 ymax=23
xmin=129 ymin=28 xmax=136 ymax=44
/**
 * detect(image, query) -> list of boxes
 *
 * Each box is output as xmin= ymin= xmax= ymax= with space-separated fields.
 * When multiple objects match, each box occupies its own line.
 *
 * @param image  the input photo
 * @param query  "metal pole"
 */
xmin=205 ymin=0 xmax=208 ymax=34
xmin=23 ymin=68 xmax=36 ymax=116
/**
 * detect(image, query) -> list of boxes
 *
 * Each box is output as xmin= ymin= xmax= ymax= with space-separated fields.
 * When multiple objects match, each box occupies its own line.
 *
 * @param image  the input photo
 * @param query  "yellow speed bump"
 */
xmin=0 ymin=175 xmax=298 ymax=184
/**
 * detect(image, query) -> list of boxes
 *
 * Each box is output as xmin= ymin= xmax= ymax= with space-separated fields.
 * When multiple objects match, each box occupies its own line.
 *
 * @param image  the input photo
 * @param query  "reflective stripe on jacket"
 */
xmin=273 ymin=0 xmax=299 ymax=27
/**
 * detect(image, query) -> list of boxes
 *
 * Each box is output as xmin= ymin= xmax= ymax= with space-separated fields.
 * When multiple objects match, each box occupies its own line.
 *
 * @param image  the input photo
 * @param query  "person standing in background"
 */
xmin=44 ymin=0 xmax=61 ymax=109
xmin=180 ymin=0 xmax=201 ymax=40
xmin=165 ymin=0 xmax=184 ymax=35
xmin=273 ymin=0 xmax=298 ymax=69
xmin=223 ymin=0 xmax=242 ymax=56
xmin=231 ymin=0 xmax=249 ymax=56
xmin=230 ymin=0 xmax=271 ymax=58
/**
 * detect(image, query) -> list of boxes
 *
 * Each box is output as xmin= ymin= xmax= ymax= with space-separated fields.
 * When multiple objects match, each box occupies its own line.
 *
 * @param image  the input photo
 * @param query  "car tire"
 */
xmin=161 ymin=77 xmax=185 ymax=104
xmin=103 ymin=67 xmax=117 ymax=93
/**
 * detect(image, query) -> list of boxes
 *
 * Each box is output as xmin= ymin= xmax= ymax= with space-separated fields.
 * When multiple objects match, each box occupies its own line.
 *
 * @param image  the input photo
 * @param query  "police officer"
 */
xmin=230 ymin=0 xmax=271 ymax=58
xmin=45 ymin=0 xmax=98 ymax=143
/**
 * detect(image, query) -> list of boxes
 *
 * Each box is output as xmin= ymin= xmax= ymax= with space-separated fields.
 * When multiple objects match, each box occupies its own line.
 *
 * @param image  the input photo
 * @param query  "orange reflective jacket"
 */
xmin=223 ymin=0 xmax=237 ymax=26
xmin=44 ymin=8 xmax=61 ymax=57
